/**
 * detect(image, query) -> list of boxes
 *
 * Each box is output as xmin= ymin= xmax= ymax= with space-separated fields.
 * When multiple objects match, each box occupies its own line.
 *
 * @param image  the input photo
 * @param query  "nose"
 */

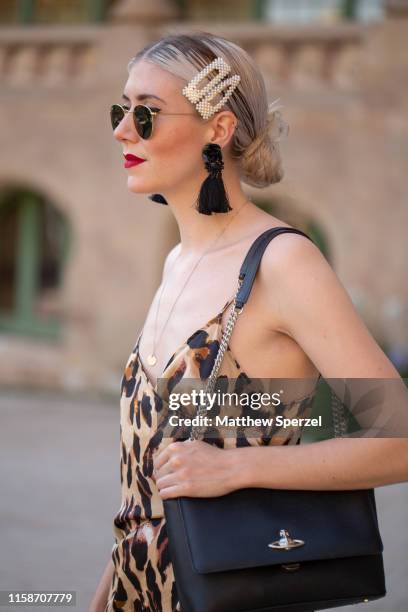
xmin=113 ymin=108 xmax=140 ymax=144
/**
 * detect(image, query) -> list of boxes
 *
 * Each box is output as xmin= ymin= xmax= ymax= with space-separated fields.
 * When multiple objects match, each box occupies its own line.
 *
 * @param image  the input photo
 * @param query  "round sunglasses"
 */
xmin=110 ymin=103 xmax=197 ymax=139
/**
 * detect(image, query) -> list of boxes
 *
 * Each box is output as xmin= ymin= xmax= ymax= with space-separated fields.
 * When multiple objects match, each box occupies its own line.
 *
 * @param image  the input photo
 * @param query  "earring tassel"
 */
xmin=196 ymin=173 xmax=232 ymax=215
xmin=148 ymin=193 xmax=168 ymax=205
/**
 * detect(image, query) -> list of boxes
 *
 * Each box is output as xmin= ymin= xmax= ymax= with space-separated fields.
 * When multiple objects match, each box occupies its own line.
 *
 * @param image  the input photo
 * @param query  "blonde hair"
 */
xmin=127 ymin=31 xmax=288 ymax=188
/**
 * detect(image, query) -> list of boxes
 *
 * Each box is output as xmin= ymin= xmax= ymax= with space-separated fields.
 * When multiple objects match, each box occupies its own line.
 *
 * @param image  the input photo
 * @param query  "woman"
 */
xmin=89 ymin=32 xmax=408 ymax=612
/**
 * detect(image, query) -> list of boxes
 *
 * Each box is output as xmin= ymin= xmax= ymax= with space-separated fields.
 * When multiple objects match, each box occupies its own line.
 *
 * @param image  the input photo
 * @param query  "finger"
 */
xmin=153 ymin=447 xmax=171 ymax=472
xmin=158 ymin=483 xmax=186 ymax=500
xmin=154 ymin=441 xmax=183 ymax=471
xmin=156 ymin=471 xmax=180 ymax=492
xmin=155 ymin=459 xmax=175 ymax=480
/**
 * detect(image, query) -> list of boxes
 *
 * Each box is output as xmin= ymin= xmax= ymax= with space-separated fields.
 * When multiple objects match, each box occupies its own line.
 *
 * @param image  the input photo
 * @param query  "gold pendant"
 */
xmin=147 ymin=354 xmax=157 ymax=366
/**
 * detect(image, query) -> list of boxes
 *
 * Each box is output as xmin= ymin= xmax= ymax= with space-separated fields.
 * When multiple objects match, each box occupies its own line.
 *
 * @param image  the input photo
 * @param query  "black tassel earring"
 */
xmin=196 ymin=143 xmax=232 ymax=215
xmin=148 ymin=194 xmax=168 ymax=205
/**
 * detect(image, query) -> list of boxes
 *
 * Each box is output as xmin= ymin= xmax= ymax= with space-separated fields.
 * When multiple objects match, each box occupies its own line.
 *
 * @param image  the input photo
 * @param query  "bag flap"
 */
xmin=166 ymin=488 xmax=383 ymax=574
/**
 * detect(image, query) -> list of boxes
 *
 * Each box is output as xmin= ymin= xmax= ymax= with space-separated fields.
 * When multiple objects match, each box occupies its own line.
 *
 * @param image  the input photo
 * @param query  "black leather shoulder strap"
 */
xmin=235 ymin=227 xmax=314 ymax=309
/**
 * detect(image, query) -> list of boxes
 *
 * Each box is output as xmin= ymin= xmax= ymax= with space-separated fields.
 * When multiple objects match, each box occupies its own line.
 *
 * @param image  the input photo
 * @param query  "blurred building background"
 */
xmin=1 ymin=4 xmax=407 ymax=610
xmin=0 ymin=0 xmax=407 ymax=393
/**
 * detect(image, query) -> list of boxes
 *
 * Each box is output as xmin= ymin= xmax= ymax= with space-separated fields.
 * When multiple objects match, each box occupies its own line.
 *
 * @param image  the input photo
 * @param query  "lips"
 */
xmin=124 ymin=153 xmax=147 ymax=168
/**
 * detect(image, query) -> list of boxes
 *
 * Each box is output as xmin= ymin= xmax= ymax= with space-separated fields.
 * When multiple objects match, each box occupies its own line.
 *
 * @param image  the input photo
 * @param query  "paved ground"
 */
xmin=0 ymin=390 xmax=407 ymax=612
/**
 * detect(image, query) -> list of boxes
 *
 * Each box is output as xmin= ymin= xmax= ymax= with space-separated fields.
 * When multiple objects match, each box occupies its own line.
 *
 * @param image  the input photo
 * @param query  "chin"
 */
xmin=126 ymin=178 xmax=157 ymax=194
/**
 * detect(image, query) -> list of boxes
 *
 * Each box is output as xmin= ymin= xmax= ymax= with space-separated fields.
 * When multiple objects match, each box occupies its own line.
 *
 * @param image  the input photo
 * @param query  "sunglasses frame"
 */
xmin=110 ymin=103 xmax=198 ymax=139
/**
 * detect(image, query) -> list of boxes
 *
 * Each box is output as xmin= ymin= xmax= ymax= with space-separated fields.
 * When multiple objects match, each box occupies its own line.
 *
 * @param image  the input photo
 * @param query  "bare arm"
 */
xmin=234 ymin=235 xmax=408 ymax=490
xmin=232 ymin=437 xmax=408 ymax=491
xmin=154 ymin=234 xmax=408 ymax=500
xmin=88 ymin=557 xmax=115 ymax=612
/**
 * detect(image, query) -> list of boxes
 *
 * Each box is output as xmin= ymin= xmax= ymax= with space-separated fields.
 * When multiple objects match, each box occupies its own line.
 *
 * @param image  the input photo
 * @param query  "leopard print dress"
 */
xmin=105 ymin=297 xmax=319 ymax=612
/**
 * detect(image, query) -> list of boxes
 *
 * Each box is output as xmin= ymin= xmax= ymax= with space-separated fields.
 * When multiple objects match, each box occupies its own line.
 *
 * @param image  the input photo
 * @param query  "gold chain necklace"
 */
xmin=145 ymin=199 xmax=250 ymax=366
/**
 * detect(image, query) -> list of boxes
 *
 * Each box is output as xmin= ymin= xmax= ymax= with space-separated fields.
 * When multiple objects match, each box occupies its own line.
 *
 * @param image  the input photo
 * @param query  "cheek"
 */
xmin=149 ymin=122 xmax=202 ymax=170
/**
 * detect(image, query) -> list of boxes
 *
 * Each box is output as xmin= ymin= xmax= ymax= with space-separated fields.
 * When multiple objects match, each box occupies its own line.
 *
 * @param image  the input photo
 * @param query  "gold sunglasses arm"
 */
xmin=114 ymin=105 xmax=196 ymax=117
xmin=150 ymin=111 xmax=197 ymax=116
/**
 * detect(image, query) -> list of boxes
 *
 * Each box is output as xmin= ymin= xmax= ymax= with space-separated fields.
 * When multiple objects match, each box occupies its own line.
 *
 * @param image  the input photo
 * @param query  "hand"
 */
xmin=153 ymin=439 xmax=240 ymax=499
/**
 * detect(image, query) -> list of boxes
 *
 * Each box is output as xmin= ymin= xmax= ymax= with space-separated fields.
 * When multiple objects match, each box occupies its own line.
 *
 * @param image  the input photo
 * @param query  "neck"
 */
xmin=160 ymin=162 xmax=251 ymax=255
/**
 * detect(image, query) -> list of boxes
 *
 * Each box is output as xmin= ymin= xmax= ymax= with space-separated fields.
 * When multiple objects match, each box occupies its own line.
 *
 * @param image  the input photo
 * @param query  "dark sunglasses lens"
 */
xmin=110 ymin=105 xmax=124 ymax=130
xmin=134 ymin=105 xmax=153 ymax=139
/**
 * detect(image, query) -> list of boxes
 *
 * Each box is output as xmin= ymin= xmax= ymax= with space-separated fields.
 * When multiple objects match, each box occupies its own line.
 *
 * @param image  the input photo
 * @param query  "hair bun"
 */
xmin=266 ymin=99 xmax=289 ymax=143
xmin=239 ymin=98 xmax=288 ymax=188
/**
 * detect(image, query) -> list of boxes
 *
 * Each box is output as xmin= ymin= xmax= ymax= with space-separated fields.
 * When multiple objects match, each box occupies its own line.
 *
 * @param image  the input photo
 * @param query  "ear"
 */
xmin=205 ymin=110 xmax=238 ymax=149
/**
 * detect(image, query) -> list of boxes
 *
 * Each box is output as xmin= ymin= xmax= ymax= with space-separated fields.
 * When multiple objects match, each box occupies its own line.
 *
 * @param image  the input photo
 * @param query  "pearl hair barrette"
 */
xmin=182 ymin=56 xmax=241 ymax=120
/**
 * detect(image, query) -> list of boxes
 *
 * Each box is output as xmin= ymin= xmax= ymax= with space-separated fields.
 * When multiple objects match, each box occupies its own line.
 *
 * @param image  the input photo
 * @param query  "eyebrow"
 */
xmin=122 ymin=92 xmax=166 ymax=104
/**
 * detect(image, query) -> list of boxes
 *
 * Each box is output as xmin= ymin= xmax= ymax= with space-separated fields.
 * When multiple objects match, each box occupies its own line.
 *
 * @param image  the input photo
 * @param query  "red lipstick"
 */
xmin=124 ymin=154 xmax=146 ymax=168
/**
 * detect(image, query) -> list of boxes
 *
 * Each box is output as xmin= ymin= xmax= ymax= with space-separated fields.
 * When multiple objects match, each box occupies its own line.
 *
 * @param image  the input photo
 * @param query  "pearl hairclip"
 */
xmin=182 ymin=57 xmax=241 ymax=120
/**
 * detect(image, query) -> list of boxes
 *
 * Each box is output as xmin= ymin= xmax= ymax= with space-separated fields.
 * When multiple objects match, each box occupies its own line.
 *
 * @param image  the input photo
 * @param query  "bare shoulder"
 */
xmin=256 ymin=226 xmax=335 ymax=335
xmin=256 ymin=227 xmax=399 ymax=378
xmin=260 ymin=226 xmax=326 ymax=277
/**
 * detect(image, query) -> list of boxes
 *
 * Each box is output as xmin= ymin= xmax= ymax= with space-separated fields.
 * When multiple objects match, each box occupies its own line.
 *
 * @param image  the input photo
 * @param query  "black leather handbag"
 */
xmin=163 ymin=227 xmax=386 ymax=612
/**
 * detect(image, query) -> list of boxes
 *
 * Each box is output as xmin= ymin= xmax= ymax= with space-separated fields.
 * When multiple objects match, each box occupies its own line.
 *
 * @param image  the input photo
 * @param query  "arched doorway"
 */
xmin=0 ymin=185 xmax=71 ymax=340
